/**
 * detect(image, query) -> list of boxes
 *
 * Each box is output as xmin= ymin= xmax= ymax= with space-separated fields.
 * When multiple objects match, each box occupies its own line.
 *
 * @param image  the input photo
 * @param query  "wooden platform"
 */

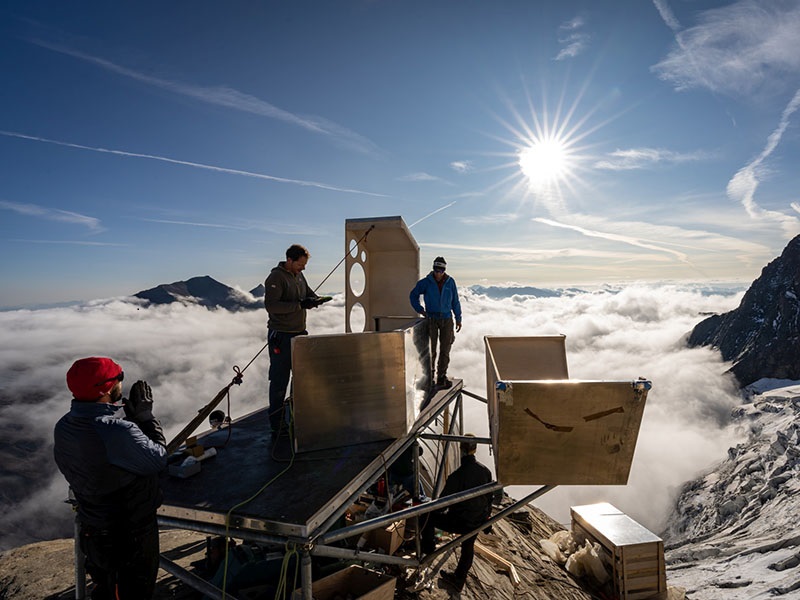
xmin=158 ymin=382 xmax=462 ymax=539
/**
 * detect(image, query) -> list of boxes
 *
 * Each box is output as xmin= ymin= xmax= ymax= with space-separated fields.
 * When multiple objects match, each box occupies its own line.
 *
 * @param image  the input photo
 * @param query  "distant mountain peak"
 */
xmin=134 ymin=275 xmax=262 ymax=311
xmin=687 ymin=235 xmax=800 ymax=386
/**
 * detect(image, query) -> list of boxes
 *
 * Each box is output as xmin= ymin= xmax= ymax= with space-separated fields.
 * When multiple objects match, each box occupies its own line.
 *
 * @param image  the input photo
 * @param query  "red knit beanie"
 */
xmin=66 ymin=357 xmax=123 ymax=401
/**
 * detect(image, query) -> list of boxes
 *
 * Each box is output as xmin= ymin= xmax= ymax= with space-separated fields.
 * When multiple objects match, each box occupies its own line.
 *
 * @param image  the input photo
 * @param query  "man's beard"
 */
xmin=109 ymin=384 xmax=123 ymax=404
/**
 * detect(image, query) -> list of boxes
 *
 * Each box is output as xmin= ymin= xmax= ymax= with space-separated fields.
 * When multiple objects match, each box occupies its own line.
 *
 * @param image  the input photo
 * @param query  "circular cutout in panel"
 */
xmin=361 ymin=250 xmax=367 ymax=262
xmin=349 ymin=302 xmax=366 ymax=333
xmin=349 ymin=262 xmax=365 ymax=297
xmin=349 ymin=238 xmax=359 ymax=258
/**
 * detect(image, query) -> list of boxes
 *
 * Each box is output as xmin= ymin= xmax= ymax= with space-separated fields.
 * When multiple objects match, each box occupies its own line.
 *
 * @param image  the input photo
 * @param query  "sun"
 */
xmin=486 ymin=88 xmax=601 ymax=212
xmin=518 ymin=136 xmax=572 ymax=188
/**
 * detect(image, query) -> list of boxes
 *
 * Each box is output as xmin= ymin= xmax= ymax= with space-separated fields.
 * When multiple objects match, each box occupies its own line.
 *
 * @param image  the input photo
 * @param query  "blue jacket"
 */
xmin=54 ymin=401 xmax=167 ymax=528
xmin=410 ymin=272 xmax=462 ymax=324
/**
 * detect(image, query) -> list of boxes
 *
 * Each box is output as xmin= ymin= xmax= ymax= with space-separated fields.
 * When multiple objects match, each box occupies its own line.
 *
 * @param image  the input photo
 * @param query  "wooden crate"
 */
xmin=291 ymin=565 xmax=395 ymax=600
xmin=571 ymin=503 xmax=666 ymax=600
xmin=367 ymin=519 xmax=406 ymax=555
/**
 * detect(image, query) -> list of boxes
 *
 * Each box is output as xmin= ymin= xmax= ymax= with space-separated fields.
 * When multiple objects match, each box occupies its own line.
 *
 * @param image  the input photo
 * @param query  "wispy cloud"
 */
xmin=652 ymin=0 xmax=681 ymax=32
xmin=11 ymin=239 xmax=127 ymax=246
xmin=532 ymin=213 xmax=772 ymax=272
xmin=726 ymin=88 xmax=800 ymax=236
xmin=652 ymin=1 xmax=800 ymax=97
xmin=0 ymin=131 xmax=388 ymax=198
xmin=555 ymin=15 xmax=590 ymax=61
xmin=139 ymin=218 xmax=249 ymax=231
xmin=458 ymin=213 xmax=518 ymax=226
xmin=594 ymin=147 xmax=714 ymax=170
xmin=31 ymin=40 xmax=378 ymax=154
xmin=397 ymin=172 xmax=453 ymax=185
xmin=535 ymin=217 xmax=691 ymax=262
xmin=450 ymin=160 xmax=474 ymax=174
xmin=420 ymin=241 xmax=660 ymax=262
xmin=0 ymin=200 xmax=104 ymax=232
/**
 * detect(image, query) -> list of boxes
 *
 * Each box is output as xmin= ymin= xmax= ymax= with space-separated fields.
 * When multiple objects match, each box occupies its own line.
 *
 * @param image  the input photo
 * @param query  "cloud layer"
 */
xmin=0 ymin=284 xmax=744 ymax=548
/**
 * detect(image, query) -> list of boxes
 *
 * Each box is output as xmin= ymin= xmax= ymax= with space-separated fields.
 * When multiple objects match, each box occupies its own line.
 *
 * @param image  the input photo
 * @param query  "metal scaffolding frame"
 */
xmin=145 ymin=381 xmax=546 ymax=599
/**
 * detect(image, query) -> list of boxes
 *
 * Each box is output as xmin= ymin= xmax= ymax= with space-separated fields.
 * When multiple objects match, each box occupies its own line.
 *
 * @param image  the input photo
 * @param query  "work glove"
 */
xmin=456 ymin=322 xmax=462 ymax=333
xmin=419 ymin=310 xmax=427 ymax=318
xmin=483 ymin=524 xmax=493 ymax=535
xmin=300 ymin=297 xmax=326 ymax=309
xmin=124 ymin=380 xmax=155 ymax=422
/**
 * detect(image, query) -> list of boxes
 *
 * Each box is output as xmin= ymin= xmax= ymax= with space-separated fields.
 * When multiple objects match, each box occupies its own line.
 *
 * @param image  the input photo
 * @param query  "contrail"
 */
xmin=0 ymin=130 xmax=389 ymax=198
xmin=31 ymin=40 xmax=380 ymax=155
xmin=535 ymin=217 xmax=691 ymax=263
xmin=409 ymin=201 xmax=457 ymax=228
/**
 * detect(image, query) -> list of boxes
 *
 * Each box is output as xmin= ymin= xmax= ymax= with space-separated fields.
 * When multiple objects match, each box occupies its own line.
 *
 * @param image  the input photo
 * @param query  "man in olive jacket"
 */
xmin=264 ymin=244 xmax=324 ymax=434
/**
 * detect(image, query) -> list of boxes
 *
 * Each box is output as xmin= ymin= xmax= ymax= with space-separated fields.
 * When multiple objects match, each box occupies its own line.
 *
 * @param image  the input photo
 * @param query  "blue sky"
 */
xmin=1 ymin=0 xmax=799 ymax=307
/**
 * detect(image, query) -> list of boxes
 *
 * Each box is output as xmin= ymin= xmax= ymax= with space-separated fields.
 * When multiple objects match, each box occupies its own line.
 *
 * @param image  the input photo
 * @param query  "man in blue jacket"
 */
xmin=410 ymin=256 xmax=463 ymax=388
xmin=54 ymin=357 xmax=168 ymax=600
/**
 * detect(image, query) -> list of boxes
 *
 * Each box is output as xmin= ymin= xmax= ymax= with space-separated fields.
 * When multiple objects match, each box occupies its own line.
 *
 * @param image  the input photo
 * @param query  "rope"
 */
xmin=274 ymin=543 xmax=301 ymax=600
xmin=313 ymin=224 xmax=374 ymax=293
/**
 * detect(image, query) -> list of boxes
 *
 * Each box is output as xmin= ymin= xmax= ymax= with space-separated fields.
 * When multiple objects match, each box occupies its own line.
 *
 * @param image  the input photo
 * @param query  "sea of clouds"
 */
xmin=0 ymin=283 xmax=745 ymax=550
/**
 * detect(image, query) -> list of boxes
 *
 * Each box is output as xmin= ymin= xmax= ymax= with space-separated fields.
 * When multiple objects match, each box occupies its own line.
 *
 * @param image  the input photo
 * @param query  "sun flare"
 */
xmin=518 ymin=137 xmax=571 ymax=187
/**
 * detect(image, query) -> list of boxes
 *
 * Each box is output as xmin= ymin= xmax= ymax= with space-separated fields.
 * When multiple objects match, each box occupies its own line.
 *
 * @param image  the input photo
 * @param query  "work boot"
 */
xmin=440 ymin=570 xmax=465 ymax=591
xmin=437 ymin=376 xmax=452 ymax=389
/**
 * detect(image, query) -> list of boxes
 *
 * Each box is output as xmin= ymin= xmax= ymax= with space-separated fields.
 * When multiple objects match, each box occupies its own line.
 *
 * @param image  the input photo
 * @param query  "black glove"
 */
xmin=300 ymin=297 xmax=321 ymax=309
xmin=483 ymin=524 xmax=493 ymax=535
xmin=124 ymin=380 xmax=154 ymax=422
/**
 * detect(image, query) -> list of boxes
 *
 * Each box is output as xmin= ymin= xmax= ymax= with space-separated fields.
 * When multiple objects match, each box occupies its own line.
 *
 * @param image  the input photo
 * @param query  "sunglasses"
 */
xmin=94 ymin=371 xmax=124 ymax=387
xmin=434 ymin=268 xmax=445 ymax=273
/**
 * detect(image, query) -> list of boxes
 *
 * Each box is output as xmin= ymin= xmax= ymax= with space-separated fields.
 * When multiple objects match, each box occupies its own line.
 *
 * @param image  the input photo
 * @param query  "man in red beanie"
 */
xmin=54 ymin=357 xmax=168 ymax=600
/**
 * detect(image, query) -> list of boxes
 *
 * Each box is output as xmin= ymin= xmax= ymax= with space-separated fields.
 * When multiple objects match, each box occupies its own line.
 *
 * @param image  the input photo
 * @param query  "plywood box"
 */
xmin=571 ymin=503 xmax=666 ymax=600
xmin=367 ymin=520 xmax=406 ymax=555
xmin=292 ymin=565 xmax=395 ymax=600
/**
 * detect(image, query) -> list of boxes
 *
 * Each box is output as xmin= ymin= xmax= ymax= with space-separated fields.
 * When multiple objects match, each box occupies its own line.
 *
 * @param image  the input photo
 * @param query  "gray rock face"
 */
xmin=134 ymin=275 xmax=262 ymax=311
xmin=687 ymin=235 xmax=800 ymax=386
xmin=663 ymin=387 xmax=800 ymax=597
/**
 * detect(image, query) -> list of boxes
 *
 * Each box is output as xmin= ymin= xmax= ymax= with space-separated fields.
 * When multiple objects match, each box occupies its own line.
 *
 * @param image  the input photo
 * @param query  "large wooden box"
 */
xmin=571 ymin=503 xmax=666 ymax=600
xmin=292 ymin=565 xmax=396 ymax=600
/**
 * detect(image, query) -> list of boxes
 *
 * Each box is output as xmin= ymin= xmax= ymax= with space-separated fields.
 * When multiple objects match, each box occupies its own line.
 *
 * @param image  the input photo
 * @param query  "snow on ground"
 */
xmin=664 ymin=379 xmax=800 ymax=599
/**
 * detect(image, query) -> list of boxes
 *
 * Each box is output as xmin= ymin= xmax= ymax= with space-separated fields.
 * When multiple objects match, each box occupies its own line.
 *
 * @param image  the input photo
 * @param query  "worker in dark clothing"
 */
xmin=421 ymin=435 xmax=493 ymax=592
xmin=54 ymin=357 xmax=168 ymax=600
xmin=410 ymin=256 xmax=462 ymax=388
xmin=264 ymin=244 xmax=326 ymax=434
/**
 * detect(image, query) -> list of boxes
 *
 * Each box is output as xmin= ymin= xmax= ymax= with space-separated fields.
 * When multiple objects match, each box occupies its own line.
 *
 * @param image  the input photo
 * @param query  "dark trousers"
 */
xmin=80 ymin=520 xmax=159 ymax=600
xmin=421 ymin=512 xmax=477 ymax=584
xmin=268 ymin=329 xmax=306 ymax=432
xmin=428 ymin=317 xmax=454 ymax=383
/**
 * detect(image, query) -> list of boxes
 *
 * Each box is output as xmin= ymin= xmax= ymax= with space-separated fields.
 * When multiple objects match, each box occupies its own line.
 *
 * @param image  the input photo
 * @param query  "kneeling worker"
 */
xmin=421 ymin=434 xmax=493 ymax=592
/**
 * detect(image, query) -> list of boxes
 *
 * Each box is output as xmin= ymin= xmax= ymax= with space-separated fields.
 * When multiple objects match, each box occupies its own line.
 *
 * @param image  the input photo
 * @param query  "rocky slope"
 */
xmin=663 ymin=380 xmax=800 ymax=598
xmin=0 ymin=499 xmax=596 ymax=600
xmin=687 ymin=235 xmax=800 ymax=386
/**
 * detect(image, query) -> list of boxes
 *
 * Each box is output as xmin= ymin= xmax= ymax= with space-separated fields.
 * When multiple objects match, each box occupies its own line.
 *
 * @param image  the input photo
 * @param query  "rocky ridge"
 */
xmin=687 ymin=235 xmax=800 ymax=386
xmin=663 ymin=380 xmax=800 ymax=598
